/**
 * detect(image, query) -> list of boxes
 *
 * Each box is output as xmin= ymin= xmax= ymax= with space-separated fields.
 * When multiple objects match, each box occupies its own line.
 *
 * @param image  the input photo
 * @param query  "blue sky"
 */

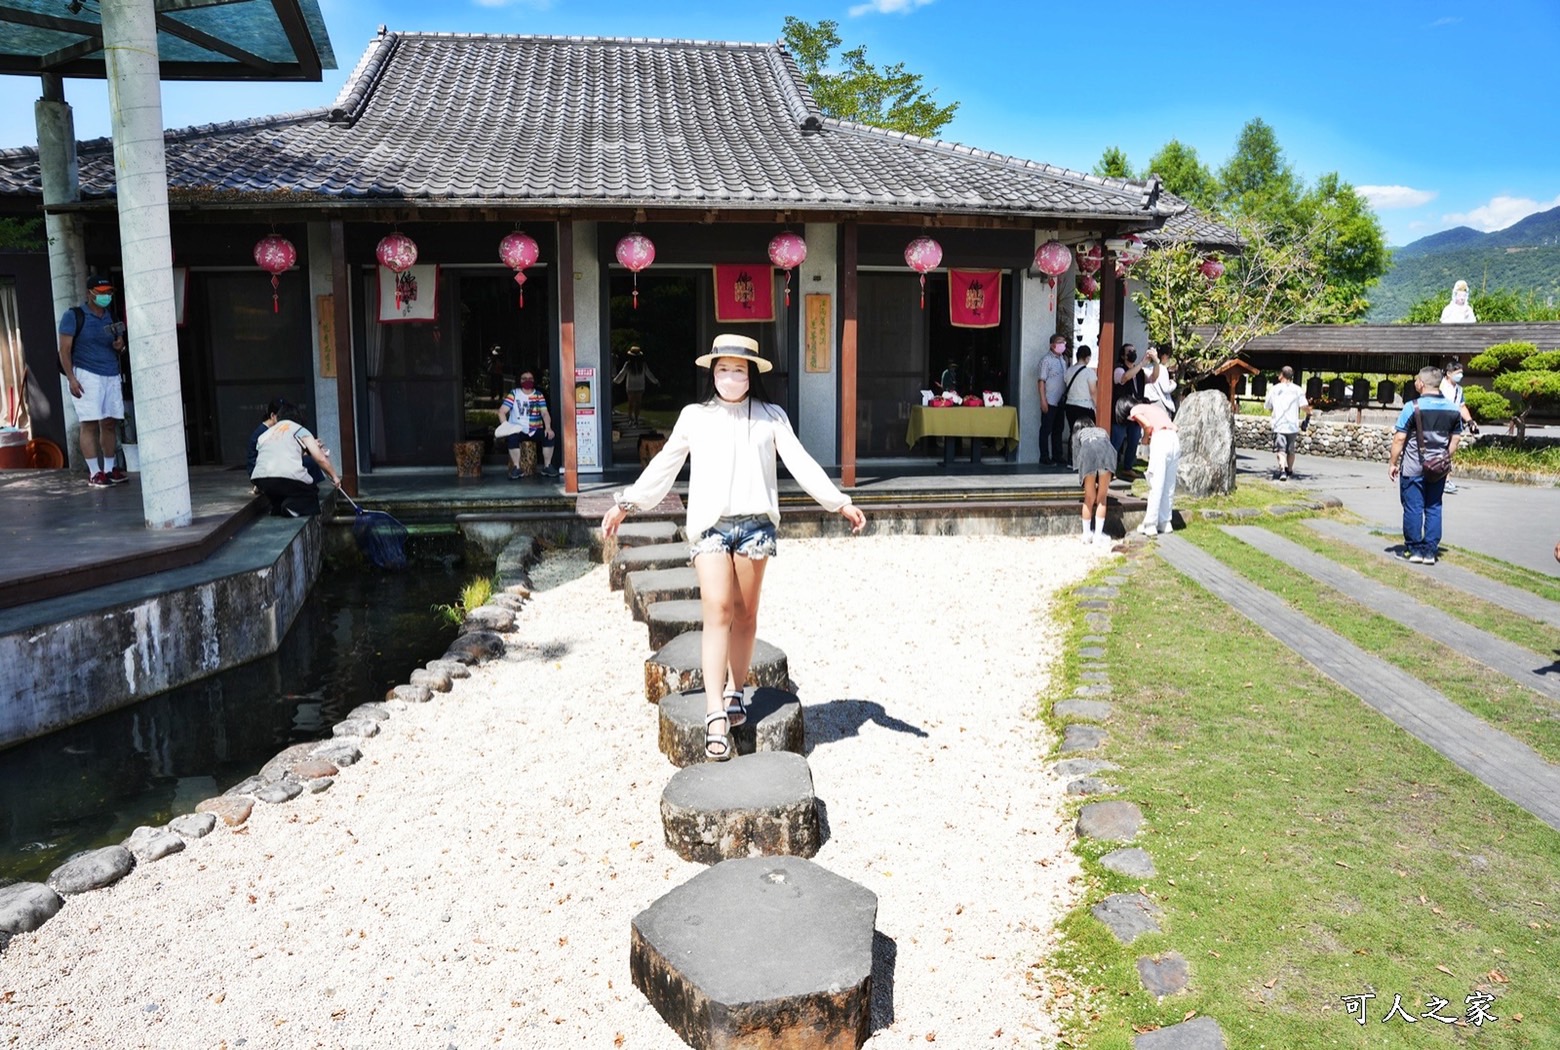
xmin=0 ymin=0 xmax=1555 ymax=248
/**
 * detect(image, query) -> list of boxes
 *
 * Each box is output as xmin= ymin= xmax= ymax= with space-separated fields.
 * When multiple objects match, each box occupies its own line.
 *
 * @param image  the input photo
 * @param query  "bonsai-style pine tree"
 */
xmin=1463 ymin=342 xmax=1560 ymax=441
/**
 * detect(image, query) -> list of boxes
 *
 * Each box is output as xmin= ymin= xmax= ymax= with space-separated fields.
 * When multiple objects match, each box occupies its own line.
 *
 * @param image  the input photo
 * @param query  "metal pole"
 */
xmin=35 ymin=74 xmax=88 ymax=471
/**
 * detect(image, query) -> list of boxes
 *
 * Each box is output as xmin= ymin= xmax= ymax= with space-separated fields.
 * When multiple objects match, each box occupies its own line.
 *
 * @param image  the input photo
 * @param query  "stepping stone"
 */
xmin=1229 ymin=506 xmax=1263 ymax=519
xmin=1084 ymin=613 xmax=1111 ymax=631
xmin=646 ymin=599 xmax=704 ymax=650
xmin=1100 ymin=847 xmax=1156 ymax=878
xmin=1133 ymin=1015 xmax=1226 ymax=1049
xmin=645 ymin=632 xmax=789 ymax=704
xmin=1072 ymin=683 xmax=1112 ymax=697
xmin=1091 ymin=892 xmax=1162 ymax=944
xmin=1137 ymin=952 xmax=1190 ymax=997
xmin=1077 ymin=800 xmax=1142 ymax=841
xmin=123 ymin=826 xmax=186 ymax=863
xmin=1080 ymin=671 xmax=1110 ymax=681
xmin=1059 ymin=724 xmax=1106 ymax=753
xmin=1077 ymin=586 xmax=1119 ymax=599
xmin=624 ymin=566 xmax=700 ymax=622
xmin=661 ymin=752 xmax=820 ymax=864
xmin=1078 ymin=599 xmax=1112 ymax=611
xmin=1267 ymin=503 xmax=1309 ymax=516
xmin=1052 ymin=758 xmax=1118 ymax=778
xmin=0 ymin=883 xmax=63 ymax=934
xmin=1055 ymin=699 xmax=1113 ymax=721
xmin=47 ymin=846 xmax=136 ymax=896
xmin=1077 ymin=646 xmax=1106 ymax=659
xmin=168 ymin=813 xmax=217 ymax=839
xmin=1081 ymin=635 xmax=1107 ymax=644
xmin=1066 ymin=777 xmax=1117 ymax=797
xmin=610 ymin=542 xmax=690 ymax=591
xmin=596 ymin=519 xmax=680 ymax=563
xmin=660 ymin=687 xmax=804 ymax=768
xmin=631 ymin=855 xmax=876 ymax=1050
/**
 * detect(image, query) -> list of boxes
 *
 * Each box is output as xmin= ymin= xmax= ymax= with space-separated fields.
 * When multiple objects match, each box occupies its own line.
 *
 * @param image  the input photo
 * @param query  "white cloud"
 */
xmin=1443 ymin=193 xmax=1560 ymax=232
xmin=1357 ymin=185 xmax=1437 ymax=209
xmin=849 ymin=0 xmax=935 ymax=16
xmin=1428 ymin=16 xmax=1461 ymax=28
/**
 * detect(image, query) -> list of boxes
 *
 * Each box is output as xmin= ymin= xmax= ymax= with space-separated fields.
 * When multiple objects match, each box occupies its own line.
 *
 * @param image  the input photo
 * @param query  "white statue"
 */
xmin=1439 ymin=279 xmax=1477 ymax=324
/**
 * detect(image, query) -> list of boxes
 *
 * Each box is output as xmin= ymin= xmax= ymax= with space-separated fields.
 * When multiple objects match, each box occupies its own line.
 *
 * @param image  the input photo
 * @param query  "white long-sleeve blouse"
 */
xmin=618 ymin=397 xmax=851 ymax=534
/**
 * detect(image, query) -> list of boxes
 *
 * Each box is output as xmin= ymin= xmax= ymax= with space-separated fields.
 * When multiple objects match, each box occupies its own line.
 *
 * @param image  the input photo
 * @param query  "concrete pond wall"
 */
xmin=0 ymin=520 xmax=322 ymax=750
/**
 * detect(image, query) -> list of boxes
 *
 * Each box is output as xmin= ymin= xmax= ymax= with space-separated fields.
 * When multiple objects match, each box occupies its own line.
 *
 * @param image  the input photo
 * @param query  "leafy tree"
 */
xmin=1463 ymin=341 xmax=1560 ymax=440
xmin=0 ymin=217 xmax=43 ymax=250
xmin=1299 ymin=172 xmax=1391 ymax=321
xmin=1398 ymin=287 xmax=1560 ymax=323
xmin=1092 ymin=146 xmax=1134 ymax=179
xmin=1145 ymin=139 xmax=1216 ymax=209
xmin=1217 ymin=118 xmax=1305 ymax=234
xmin=1130 ymin=214 xmax=1330 ymax=388
xmin=781 ymin=17 xmax=958 ymax=137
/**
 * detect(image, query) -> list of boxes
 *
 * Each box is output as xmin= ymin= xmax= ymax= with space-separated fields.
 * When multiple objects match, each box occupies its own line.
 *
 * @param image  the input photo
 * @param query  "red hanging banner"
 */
xmin=948 ymin=268 xmax=1002 ymax=329
xmin=712 ymin=264 xmax=776 ymax=323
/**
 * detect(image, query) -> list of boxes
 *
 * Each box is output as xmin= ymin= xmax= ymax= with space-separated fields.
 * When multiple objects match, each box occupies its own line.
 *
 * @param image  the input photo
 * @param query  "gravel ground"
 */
xmin=0 ymin=533 xmax=1107 ymax=1049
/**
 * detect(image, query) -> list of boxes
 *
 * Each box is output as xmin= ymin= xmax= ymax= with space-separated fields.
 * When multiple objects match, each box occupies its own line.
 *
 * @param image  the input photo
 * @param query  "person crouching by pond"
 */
xmin=249 ymin=397 xmax=338 ymax=517
xmin=602 ymin=334 xmax=867 ymax=762
xmin=1126 ymin=395 xmax=1180 ymax=537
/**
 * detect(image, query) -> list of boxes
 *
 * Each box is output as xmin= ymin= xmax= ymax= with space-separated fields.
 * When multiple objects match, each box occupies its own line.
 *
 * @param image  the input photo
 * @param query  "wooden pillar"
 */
xmin=330 ymin=219 xmax=358 ymax=497
xmin=839 ymin=221 xmax=858 ymax=489
xmin=1094 ymin=266 xmax=1121 ymax=428
xmin=558 ymin=218 xmax=578 ymax=495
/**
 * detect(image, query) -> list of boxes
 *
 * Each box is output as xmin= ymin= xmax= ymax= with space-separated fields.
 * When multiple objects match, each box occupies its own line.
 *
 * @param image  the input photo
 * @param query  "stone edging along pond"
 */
xmin=0 ymin=535 xmax=541 ymax=956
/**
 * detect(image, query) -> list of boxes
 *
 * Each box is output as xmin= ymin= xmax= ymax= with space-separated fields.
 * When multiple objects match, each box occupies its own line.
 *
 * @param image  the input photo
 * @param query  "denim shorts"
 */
xmin=689 ymin=514 xmax=778 ymax=560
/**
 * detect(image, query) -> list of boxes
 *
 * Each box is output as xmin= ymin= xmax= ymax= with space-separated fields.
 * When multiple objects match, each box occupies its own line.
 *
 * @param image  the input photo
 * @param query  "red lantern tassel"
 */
xmin=784 ymin=271 xmax=792 ymax=308
xmin=271 ymin=275 xmax=280 ymax=314
xmin=632 ymin=274 xmax=640 ymax=310
xmin=919 ymin=273 xmax=926 ymax=309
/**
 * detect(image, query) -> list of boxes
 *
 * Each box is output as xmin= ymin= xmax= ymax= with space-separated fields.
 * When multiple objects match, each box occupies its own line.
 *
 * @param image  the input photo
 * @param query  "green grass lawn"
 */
xmin=1042 ymin=552 xmax=1560 ymax=1049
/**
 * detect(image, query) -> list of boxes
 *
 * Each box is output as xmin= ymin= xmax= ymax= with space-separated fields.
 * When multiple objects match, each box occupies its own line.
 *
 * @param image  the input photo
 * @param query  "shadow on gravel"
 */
xmin=814 ymin=796 xmax=833 ymax=851
xmin=527 ymin=549 xmax=597 ymax=592
xmin=803 ymin=699 xmax=928 ymax=754
xmin=871 ymin=930 xmax=898 ymax=1031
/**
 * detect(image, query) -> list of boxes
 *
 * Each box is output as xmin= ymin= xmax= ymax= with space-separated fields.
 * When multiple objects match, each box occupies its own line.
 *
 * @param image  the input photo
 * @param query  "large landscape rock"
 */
xmin=1175 ymin=390 xmax=1237 ymax=498
xmin=47 ymin=846 xmax=136 ymax=895
xmin=661 ymin=752 xmax=820 ymax=864
xmin=0 ymin=882 xmax=63 ymax=934
xmin=631 ymin=856 xmax=877 ymax=1050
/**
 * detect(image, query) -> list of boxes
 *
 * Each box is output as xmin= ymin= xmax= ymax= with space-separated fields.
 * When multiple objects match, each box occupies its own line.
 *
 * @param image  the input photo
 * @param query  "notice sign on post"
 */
xmin=573 ymin=367 xmax=599 ymax=471
xmin=805 ymin=293 xmax=831 ymax=373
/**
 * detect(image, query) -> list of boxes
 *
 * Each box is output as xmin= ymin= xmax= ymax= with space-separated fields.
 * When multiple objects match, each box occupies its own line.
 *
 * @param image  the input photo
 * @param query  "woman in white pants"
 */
xmin=1127 ymin=397 xmax=1180 ymax=536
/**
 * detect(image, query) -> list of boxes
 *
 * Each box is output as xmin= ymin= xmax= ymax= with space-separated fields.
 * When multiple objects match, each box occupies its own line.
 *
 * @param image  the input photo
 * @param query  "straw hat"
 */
xmin=694 ymin=333 xmax=772 ymax=372
xmin=626 ymin=345 xmax=643 ymax=357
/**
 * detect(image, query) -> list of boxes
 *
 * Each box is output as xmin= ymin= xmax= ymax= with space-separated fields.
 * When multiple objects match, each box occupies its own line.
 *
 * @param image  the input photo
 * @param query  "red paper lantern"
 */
xmin=1078 ymin=274 xmax=1100 ymax=299
xmin=1200 ymin=255 xmax=1226 ymax=282
xmin=1076 ymin=240 xmax=1103 ymax=275
xmin=499 ymin=231 xmax=541 ymax=307
xmin=1032 ymin=240 xmax=1073 ymax=286
xmin=616 ymin=233 xmax=655 ymax=309
xmin=904 ymin=235 xmax=943 ymax=308
xmin=767 ymin=231 xmax=807 ymax=307
xmin=375 ymin=232 xmax=420 ymax=311
xmin=253 ymin=234 xmax=296 ymax=314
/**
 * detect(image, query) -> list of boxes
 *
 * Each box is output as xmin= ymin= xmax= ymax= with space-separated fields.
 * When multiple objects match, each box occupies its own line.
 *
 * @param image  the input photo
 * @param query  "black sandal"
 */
xmin=704 ymin=711 xmax=732 ymax=761
xmin=723 ymin=689 xmax=748 ymax=728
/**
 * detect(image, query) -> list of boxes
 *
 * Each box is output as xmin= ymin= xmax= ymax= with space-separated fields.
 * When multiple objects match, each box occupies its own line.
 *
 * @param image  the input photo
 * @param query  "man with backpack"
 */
xmin=1388 ymin=366 xmax=1463 ymax=565
xmin=57 ymin=273 xmax=127 ymax=487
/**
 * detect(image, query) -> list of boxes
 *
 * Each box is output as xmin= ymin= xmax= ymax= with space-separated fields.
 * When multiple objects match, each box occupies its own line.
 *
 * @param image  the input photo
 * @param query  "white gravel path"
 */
xmin=1 ymin=533 xmax=1108 ymax=1049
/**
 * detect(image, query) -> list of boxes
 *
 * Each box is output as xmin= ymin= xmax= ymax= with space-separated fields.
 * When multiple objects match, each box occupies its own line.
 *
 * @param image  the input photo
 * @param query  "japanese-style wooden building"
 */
xmin=0 ymin=29 xmax=1233 ymax=490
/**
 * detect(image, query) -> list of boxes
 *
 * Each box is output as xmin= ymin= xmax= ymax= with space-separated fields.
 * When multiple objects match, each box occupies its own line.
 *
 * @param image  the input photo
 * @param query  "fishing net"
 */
xmin=340 ymin=491 xmax=408 ymax=570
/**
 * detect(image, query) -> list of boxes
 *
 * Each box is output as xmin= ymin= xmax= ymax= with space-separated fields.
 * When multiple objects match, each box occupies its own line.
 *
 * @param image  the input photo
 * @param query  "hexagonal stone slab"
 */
xmin=610 ymin=542 xmax=691 ymax=590
xmin=1137 ymin=952 xmax=1190 ymax=997
xmin=646 ymin=599 xmax=704 ymax=650
xmin=659 ymin=687 xmax=804 ymax=768
xmin=645 ymin=632 xmax=789 ymax=704
xmin=1133 ymin=1015 xmax=1226 ymax=1049
xmin=1092 ymin=892 xmax=1162 ymax=944
xmin=661 ymin=752 xmax=820 ymax=864
xmin=1059 ymin=724 xmax=1106 ymax=753
xmin=625 ymin=566 xmax=701 ymax=622
xmin=1100 ymin=847 xmax=1156 ymax=879
xmin=631 ymin=855 xmax=876 ymax=1050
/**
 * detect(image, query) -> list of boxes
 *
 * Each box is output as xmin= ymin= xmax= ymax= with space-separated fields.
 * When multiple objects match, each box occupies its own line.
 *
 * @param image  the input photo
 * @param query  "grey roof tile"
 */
xmin=0 ymin=31 xmax=1212 ymax=230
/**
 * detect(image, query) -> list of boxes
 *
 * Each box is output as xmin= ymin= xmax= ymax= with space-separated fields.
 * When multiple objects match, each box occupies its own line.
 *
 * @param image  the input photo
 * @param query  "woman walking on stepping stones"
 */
xmin=602 ymin=334 xmax=867 ymax=761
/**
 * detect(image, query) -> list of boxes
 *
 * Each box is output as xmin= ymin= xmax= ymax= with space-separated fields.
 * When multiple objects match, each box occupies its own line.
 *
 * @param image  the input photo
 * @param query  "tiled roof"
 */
xmin=0 ymin=32 xmax=1187 ymax=225
xmin=1147 ymin=192 xmax=1244 ymax=249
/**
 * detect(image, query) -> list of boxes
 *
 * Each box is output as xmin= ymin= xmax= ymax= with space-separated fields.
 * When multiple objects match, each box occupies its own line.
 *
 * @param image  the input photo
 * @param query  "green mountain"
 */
xmin=1367 ymin=204 xmax=1560 ymax=321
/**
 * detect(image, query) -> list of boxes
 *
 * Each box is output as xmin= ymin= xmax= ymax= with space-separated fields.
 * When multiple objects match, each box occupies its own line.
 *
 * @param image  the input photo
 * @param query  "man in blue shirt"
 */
xmin=1388 ymin=366 xmax=1463 ymax=565
xmin=57 ymin=273 xmax=127 ymax=487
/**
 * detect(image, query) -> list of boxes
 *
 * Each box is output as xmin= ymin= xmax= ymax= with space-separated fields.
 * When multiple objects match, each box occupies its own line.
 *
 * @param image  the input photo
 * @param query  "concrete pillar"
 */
xmin=35 ymin=83 xmax=87 ymax=471
xmin=1016 ymin=228 xmax=1059 ymax=464
xmin=570 ymin=220 xmax=602 ymax=475
xmin=101 ymin=0 xmax=192 ymax=528
xmin=305 ymin=222 xmax=342 ymax=457
xmin=796 ymin=223 xmax=837 ymax=464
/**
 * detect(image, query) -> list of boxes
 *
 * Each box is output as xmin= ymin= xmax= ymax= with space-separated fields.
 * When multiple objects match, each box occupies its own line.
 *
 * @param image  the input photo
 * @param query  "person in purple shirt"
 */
xmin=1388 ymin=366 xmax=1463 ymax=565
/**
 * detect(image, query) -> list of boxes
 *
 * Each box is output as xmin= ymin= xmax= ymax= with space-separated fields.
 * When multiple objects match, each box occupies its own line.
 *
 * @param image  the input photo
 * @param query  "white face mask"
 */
xmin=712 ymin=360 xmax=750 ymax=402
xmin=1050 ymin=343 xmax=1066 ymax=355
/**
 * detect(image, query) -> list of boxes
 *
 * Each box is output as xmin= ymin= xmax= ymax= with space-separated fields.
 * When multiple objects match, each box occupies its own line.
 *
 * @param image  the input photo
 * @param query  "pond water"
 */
xmin=0 ymin=538 xmax=469 ymax=886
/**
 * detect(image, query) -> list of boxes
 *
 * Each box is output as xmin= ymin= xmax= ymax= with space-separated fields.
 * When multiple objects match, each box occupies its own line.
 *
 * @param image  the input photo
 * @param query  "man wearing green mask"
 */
xmin=57 ymin=273 xmax=128 ymax=486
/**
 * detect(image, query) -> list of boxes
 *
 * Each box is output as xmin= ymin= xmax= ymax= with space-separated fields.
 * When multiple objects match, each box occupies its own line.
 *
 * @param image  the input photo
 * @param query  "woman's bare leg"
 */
xmin=694 ymin=551 xmax=738 ymax=721
xmin=725 ymin=554 xmax=768 ymax=693
xmin=1094 ymin=471 xmax=1113 ymax=534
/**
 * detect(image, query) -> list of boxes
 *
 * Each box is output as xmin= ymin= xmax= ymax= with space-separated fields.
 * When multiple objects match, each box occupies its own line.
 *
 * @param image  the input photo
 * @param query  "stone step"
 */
xmin=624 ymin=566 xmax=700 ymax=622
xmin=593 ymin=519 xmax=681 ymax=563
xmin=645 ymin=599 xmax=704 ymax=650
xmin=660 ymin=751 xmax=820 ymax=864
xmin=645 ymin=631 xmax=790 ymax=704
xmin=659 ymin=687 xmax=805 ymax=767
xmin=630 ymin=855 xmax=876 ymax=1050
xmin=609 ymin=542 xmax=690 ymax=591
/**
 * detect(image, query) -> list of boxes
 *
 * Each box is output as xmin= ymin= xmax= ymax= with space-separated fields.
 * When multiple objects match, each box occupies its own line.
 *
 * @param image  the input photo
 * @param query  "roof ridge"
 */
xmin=764 ymin=42 xmax=822 ymax=132
xmin=385 ymin=30 xmax=776 ymax=50
xmin=329 ymin=29 xmax=399 ymax=125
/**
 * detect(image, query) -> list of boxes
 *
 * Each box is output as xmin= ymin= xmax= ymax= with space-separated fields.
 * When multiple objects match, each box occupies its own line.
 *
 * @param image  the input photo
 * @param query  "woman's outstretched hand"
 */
xmin=601 ymin=503 xmax=628 ymax=537
xmin=841 ymin=504 xmax=866 ymax=535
